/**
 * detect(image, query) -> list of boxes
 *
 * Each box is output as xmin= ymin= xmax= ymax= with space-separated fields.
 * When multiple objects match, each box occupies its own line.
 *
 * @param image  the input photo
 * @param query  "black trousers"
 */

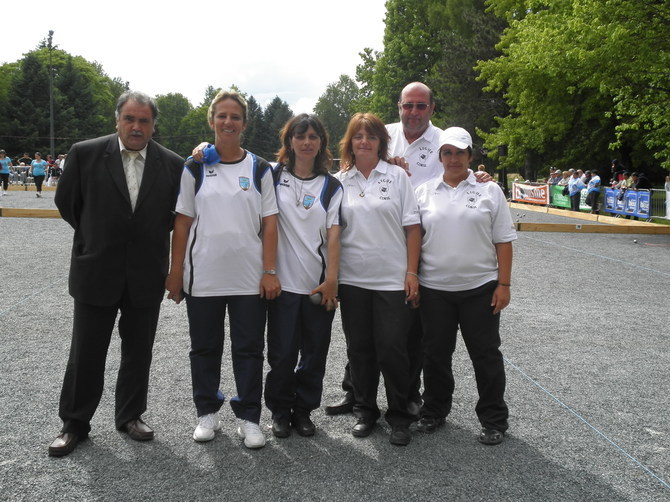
xmin=34 ymin=174 xmax=45 ymax=192
xmin=419 ymin=281 xmax=508 ymax=432
xmin=570 ymin=192 xmax=581 ymax=211
xmin=59 ymin=297 xmax=160 ymax=436
xmin=338 ymin=284 xmax=414 ymax=426
xmin=338 ymin=310 xmax=422 ymax=404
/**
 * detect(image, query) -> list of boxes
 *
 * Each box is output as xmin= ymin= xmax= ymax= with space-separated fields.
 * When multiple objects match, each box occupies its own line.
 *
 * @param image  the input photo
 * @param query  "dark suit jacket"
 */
xmin=56 ymin=134 xmax=184 ymax=308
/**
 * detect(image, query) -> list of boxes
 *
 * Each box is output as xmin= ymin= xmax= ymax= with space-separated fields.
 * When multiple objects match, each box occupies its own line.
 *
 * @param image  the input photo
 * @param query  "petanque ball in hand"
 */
xmin=309 ymin=292 xmax=323 ymax=305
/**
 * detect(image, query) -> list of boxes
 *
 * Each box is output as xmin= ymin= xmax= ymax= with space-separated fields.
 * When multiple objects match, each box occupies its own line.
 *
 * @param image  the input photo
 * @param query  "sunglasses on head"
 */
xmin=400 ymin=102 xmax=430 ymax=111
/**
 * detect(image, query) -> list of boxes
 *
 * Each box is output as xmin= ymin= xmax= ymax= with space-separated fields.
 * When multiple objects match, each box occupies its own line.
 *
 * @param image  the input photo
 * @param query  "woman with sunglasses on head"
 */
xmin=334 ymin=112 xmax=421 ymax=446
xmin=264 ymin=114 xmax=343 ymax=439
xmin=415 ymin=127 xmax=516 ymax=445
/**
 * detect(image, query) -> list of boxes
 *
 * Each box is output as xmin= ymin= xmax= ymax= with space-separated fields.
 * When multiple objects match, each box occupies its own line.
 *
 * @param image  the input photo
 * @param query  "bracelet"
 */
xmin=406 ymin=272 xmax=419 ymax=278
xmin=498 ymin=282 xmax=511 ymax=287
xmin=263 ymin=269 xmax=277 ymax=275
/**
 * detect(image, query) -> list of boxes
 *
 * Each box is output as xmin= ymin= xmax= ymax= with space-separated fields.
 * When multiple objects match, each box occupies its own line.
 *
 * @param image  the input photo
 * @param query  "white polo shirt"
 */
xmin=274 ymin=167 xmax=343 ymax=294
xmin=386 ymin=121 xmax=444 ymax=188
xmin=335 ymin=160 xmax=420 ymax=291
xmin=176 ymin=152 xmax=278 ymax=296
xmin=415 ymin=172 xmax=517 ymax=292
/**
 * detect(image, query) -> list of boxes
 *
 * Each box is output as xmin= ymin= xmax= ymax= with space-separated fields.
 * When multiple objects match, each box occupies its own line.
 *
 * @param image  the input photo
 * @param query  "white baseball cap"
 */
xmin=439 ymin=127 xmax=472 ymax=150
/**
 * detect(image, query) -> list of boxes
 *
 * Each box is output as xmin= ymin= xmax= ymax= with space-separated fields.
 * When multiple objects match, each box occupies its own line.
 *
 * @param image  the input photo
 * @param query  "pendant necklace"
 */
xmin=293 ymin=174 xmax=305 ymax=206
xmin=355 ymin=171 xmax=369 ymax=197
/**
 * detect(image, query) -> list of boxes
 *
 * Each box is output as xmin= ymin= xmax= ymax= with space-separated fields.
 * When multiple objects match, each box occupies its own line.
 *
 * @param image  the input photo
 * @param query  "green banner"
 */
xmin=550 ymin=185 xmax=591 ymax=211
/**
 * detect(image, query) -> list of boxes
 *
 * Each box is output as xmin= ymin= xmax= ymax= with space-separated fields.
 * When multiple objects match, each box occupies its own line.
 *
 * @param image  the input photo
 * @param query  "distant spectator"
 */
xmin=616 ymin=171 xmax=632 ymax=190
xmin=609 ymin=159 xmax=624 ymax=186
xmin=586 ymin=170 xmax=601 ymax=214
xmin=30 ymin=152 xmax=47 ymax=198
xmin=0 ymin=149 xmax=12 ymax=195
xmin=17 ymin=152 xmax=32 ymax=166
xmin=665 ymin=175 xmax=670 ymax=219
xmin=557 ymin=170 xmax=571 ymax=186
xmin=551 ymin=170 xmax=562 ymax=185
xmin=632 ymin=172 xmax=652 ymax=191
xmin=568 ymin=170 xmax=585 ymax=212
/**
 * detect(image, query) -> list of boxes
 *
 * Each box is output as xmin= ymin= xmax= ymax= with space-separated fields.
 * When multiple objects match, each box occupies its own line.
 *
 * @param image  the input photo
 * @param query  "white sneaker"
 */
xmin=193 ymin=413 xmax=222 ymax=442
xmin=237 ymin=419 xmax=266 ymax=449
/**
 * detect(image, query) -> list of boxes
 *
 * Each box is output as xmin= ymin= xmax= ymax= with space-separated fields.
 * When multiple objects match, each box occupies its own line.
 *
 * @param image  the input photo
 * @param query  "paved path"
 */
xmin=1 ymin=190 xmax=668 ymax=501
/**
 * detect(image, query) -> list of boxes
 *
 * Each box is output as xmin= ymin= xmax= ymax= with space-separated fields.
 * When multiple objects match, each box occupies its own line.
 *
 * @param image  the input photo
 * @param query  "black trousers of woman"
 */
xmin=338 ymin=284 xmax=415 ymax=427
xmin=419 ymin=281 xmax=509 ymax=432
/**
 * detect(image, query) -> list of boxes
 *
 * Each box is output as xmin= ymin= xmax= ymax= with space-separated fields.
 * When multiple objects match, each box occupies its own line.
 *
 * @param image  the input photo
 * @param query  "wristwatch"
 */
xmin=263 ymin=269 xmax=277 ymax=275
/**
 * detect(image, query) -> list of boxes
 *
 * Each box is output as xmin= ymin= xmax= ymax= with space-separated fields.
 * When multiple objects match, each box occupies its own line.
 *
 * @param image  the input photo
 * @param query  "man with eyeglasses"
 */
xmin=386 ymin=82 xmax=445 ymax=189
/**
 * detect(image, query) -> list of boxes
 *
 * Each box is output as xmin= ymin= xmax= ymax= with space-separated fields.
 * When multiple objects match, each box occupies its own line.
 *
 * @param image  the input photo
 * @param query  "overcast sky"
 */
xmin=2 ymin=1 xmax=387 ymax=114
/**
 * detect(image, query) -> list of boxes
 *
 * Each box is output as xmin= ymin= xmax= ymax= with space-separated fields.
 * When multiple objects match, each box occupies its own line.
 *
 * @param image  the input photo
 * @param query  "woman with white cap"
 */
xmin=414 ymin=127 xmax=517 ymax=445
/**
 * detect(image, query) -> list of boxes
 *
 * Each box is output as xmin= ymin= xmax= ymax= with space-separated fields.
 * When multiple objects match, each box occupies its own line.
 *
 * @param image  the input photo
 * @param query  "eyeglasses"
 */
xmin=400 ymin=102 xmax=430 ymax=111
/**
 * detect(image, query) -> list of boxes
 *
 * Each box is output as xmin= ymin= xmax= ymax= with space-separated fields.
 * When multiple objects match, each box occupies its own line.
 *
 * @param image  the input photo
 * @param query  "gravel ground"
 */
xmin=1 ymin=189 xmax=669 ymax=501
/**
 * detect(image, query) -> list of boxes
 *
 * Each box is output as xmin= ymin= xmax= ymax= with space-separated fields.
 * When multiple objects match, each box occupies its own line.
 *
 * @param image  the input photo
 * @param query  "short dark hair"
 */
xmin=115 ymin=91 xmax=159 ymax=122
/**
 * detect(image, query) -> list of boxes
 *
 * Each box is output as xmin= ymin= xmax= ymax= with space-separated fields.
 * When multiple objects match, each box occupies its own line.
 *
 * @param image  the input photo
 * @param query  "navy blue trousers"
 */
xmin=265 ymin=291 xmax=335 ymax=418
xmin=185 ymin=294 xmax=266 ymax=423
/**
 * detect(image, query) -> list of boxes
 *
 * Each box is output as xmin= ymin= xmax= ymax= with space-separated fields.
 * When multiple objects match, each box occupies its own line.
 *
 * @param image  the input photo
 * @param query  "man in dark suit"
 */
xmin=48 ymin=91 xmax=184 ymax=457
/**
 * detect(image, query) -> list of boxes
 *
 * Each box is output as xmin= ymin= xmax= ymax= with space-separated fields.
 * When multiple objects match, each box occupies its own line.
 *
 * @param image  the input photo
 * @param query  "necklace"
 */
xmin=293 ymin=174 xmax=305 ymax=206
xmin=354 ymin=170 xmax=371 ymax=197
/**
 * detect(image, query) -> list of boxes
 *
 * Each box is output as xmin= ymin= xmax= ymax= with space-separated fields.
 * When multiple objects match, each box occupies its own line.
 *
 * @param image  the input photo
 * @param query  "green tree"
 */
xmin=0 ymin=44 xmax=126 ymax=157
xmin=427 ymin=0 xmax=507 ymax=138
xmin=155 ymin=93 xmax=193 ymax=155
xmin=477 ymin=0 xmax=670 ymax=175
xmin=242 ymin=95 xmax=263 ymax=153
xmin=356 ymin=0 xmax=443 ymax=122
xmin=256 ymin=96 xmax=293 ymax=160
xmin=5 ymin=52 xmax=51 ymax=155
xmin=314 ymin=75 xmax=360 ymax=156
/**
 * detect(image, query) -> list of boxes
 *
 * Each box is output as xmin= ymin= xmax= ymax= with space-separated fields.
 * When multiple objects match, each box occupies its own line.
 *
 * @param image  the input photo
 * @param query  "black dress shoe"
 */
xmin=416 ymin=416 xmax=446 ymax=434
xmin=352 ymin=417 xmax=375 ymax=438
xmin=291 ymin=412 xmax=315 ymax=437
xmin=48 ymin=432 xmax=84 ymax=457
xmin=389 ymin=425 xmax=411 ymax=446
xmin=123 ymin=418 xmax=154 ymax=441
xmin=325 ymin=393 xmax=354 ymax=416
xmin=479 ymin=428 xmax=504 ymax=445
xmin=272 ymin=416 xmax=291 ymax=438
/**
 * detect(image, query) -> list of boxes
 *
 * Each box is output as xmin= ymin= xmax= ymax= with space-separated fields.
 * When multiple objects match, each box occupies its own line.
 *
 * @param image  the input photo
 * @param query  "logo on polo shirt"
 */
xmin=239 ymin=177 xmax=250 ymax=191
xmin=206 ymin=169 xmax=217 ymax=177
xmin=377 ymin=178 xmax=392 ymax=200
xmin=466 ymin=190 xmax=481 ymax=209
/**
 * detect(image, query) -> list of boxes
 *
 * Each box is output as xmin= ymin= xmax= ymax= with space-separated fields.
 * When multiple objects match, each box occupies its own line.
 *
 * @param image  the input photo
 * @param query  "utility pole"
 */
xmin=47 ymin=30 xmax=55 ymax=160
